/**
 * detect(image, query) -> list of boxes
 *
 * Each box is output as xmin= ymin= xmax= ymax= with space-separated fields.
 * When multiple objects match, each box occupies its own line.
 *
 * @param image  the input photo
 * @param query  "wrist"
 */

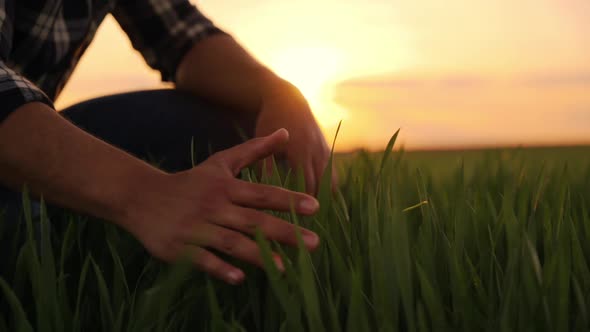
xmin=265 ymin=80 xmax=306 ymax=104
xmin=109 ymin=166 xmax=171 ymax=231
xmin=255 ymin=70 xmax=306 ymax=104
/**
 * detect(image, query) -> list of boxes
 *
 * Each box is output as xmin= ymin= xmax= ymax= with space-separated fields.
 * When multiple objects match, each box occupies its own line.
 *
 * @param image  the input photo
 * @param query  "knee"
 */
xmin=148 ymin=90 xmax=260 ymax=169
xmin=155 ymin=89 xmax=258 ymax=140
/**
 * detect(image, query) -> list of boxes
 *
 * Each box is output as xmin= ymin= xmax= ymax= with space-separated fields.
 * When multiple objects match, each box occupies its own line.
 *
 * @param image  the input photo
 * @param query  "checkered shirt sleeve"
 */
xmin=0 ymin=4 xmax=54 ymax=123
xmin=113 ymin=0 xmax=225 ymax=82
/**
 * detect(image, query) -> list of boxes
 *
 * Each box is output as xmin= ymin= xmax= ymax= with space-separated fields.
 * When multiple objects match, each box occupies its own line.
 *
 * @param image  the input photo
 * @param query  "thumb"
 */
xmin=216 ymin=128 xmax=289 ymax=175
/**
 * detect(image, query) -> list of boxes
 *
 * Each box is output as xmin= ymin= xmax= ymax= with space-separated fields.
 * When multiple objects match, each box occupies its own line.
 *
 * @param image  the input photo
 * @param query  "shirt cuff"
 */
xmin=0 ymin=84 xmax=54 ymax=123
xmin=160 ymin=25 xmax=227 ymax=83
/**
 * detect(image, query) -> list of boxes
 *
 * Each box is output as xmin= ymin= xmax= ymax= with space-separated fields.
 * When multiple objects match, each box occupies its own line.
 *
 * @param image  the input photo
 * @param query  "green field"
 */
xmin=1 ymin=139 xmax=589 ymax=331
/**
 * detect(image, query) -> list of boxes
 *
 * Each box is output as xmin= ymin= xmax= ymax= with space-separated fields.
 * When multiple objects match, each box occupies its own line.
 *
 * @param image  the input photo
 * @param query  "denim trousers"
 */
xmin=0 ymin=89 xmax=257 ymax=226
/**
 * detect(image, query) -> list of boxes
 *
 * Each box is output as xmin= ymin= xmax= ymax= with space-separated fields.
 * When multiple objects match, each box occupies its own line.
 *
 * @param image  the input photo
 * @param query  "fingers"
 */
xmin=215 ymin=206 xmax=320 ymax=250
xmin=183 ymin=246 xmax=245 ymax=285
xmin=214 ymin=129 xmax=289 ymax=175
xmin=187 ymin=224 xmax=285 ymax=272
xmin=229 ymin=181 xmax=319 ymax=215
xmin=182 ymin=207 xmax=321 ymax=284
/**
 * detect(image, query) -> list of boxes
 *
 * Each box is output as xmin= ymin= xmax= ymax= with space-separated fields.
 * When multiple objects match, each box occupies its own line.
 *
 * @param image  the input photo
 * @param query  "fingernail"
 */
xmin=299 ymin=198 xmax=319 ymax=213
xmin=227 ymin=270 xmax=244 ymax=284
xmin=273 ymin=255 xmax=285 ymax=272
xmin=303 ymin=232 xmax=319 ymax=249
xmin=275 ymin=128 xmax=289 ymax=138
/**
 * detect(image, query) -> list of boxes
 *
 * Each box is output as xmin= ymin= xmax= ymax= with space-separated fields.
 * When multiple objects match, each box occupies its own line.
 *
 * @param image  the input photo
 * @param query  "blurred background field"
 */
xmin=340 ymin=145 xmax=590 ymax=180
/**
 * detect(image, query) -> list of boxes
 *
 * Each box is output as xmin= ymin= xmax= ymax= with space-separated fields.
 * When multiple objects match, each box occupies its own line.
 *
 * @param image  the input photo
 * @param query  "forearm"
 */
xmin=175 ymin=34 xmax=301 ymax=113
xmin=0 ymin=102 xmax=167 ymax=224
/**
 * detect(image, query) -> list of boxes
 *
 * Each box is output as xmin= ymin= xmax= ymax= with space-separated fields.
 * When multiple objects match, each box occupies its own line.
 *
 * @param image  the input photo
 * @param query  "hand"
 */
xmin=255 ymin=82 xmax=337 ymax=195
xmin=120 ymin=129 xmax=320 ymax=285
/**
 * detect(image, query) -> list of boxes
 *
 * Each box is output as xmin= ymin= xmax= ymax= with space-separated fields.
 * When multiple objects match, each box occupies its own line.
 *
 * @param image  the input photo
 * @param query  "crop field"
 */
xmin=0 ymin=136 xmax=589 ymax=331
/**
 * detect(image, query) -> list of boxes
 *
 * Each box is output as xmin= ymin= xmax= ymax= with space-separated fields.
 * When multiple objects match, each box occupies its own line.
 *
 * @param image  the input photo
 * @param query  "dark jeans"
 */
xmin=0 ymin=89 xmax=257 ymax=224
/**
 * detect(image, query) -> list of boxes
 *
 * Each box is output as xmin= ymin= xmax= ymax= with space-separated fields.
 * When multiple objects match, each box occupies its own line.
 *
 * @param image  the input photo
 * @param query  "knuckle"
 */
xmin=196 ymin=182 xmax=232 ymax=215
xmin=209 ymin=178 xmax=230 ymax=196
xmin=258 ymin=216 xmax=288 ymax=238
xmin=197 ymin=202 xmax=215 ymax=218
xmin=197 ymin=252 xmax=222 ymax=272
xmin=239 ymin=214 xmax=259 ymax=232
xmin=276 ymin=225 xmax=297 ymax=242
xmin=252 ymin=185 xmax=279 ymax=205
xmin=219 ymin=232 xmax=241 ymax=253
xmin=197 ymin=196 xmax=220 ymax=216
xmin=208 ymin=152 xmax=230 ymax=170
xmin=249 ymin=137 xmax=265 ymax=145
xmin=285 ymin=192 xmax=300 ymax=206
xmin=251 ymin=188 xmax=271 ymax=204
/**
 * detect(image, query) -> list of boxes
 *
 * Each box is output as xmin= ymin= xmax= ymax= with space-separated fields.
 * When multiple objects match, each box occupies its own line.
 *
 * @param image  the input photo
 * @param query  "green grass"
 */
xmin=1 ymin=138 xmax=589 ymax=331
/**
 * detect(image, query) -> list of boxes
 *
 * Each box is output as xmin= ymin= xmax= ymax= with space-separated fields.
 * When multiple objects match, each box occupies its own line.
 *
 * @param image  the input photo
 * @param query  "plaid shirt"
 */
xmin=0 ymin=0 xmax=223 ymax=122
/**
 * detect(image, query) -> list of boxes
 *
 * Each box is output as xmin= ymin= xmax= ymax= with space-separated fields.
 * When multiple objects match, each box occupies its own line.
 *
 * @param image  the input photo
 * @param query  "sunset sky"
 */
xmin=57 ymin=0 xmax=590 ymax=151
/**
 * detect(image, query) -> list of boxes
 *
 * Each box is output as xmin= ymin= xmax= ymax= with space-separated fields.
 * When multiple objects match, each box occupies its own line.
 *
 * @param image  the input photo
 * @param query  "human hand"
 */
xmin=121 ymin=129 xmax=320 ymax=285
xmin=256 ymin=82 xmax=338 ymax=195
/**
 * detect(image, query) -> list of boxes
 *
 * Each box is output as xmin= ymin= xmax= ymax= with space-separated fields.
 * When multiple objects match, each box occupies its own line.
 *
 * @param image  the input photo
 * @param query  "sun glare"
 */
xmin=267 ymin=46 xmax=349 ymax=128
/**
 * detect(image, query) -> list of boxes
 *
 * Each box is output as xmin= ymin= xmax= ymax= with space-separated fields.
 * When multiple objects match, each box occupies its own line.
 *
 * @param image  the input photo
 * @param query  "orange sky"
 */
xmin=57 ymin=0 xmax=590 ymax=151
